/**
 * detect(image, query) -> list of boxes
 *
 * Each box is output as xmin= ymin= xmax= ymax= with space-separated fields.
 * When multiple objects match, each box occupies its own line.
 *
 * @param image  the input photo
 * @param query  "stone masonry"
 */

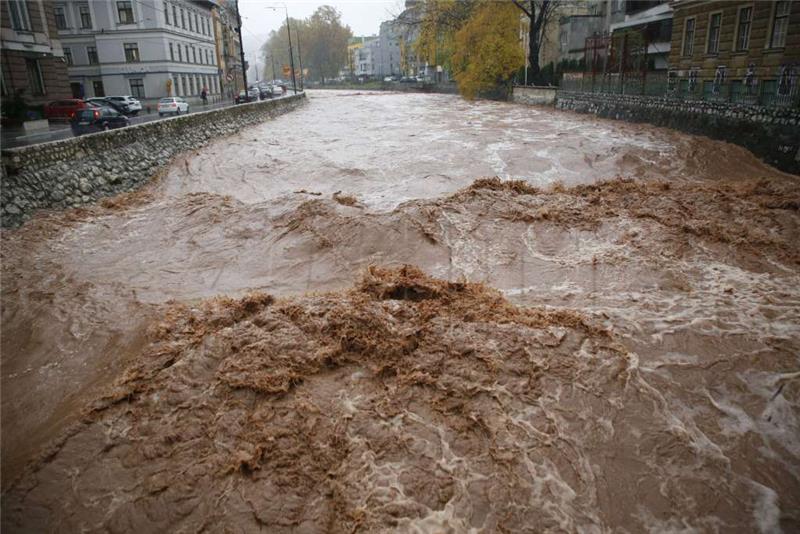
xmin=554 ymin=91 xmax=800 ymax=175
xmin=1 ymin=94 xmax=306 ymax=227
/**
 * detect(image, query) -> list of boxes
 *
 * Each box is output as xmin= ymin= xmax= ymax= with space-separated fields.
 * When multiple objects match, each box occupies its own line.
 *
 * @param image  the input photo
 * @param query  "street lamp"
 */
xmin=266 ymin=4 xmax=296 ymax=93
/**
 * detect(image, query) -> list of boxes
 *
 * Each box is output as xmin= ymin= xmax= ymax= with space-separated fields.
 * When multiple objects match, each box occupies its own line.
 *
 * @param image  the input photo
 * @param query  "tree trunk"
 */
xmin=525 ymin=0 xmax=549 ymax=86
xmin=528 ymin=28 xmax=541 ymax=85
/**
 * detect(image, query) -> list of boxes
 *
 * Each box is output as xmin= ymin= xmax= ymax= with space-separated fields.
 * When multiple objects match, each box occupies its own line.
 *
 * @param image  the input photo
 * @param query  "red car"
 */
xmin=44 ymin=99 xmax=93 ymax=120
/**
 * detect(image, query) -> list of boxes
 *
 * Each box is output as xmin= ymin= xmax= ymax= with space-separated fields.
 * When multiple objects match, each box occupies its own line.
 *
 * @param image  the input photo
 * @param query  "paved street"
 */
xmin=1 ymin=93 xmax=297 ymax=149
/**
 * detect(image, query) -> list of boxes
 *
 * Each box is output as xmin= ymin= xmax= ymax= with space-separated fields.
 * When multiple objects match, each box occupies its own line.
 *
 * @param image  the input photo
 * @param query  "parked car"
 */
xmin=157 ymin=97 xmax=189 ymax=116
xmin=86 ymin=97 xmax=132 ymax=115
xmin=257 ymin=85 xmax=273 ymax=99
xmin=70 ymin=106 xmax=130 ymax=136
xmin=400 ymin=77 xmax=415 ymax=84
xmin=106 ymin=95 xmax=142 ymax=115
xmin=383 ymin=76 xmax=394 ymax=82
xmin=44 ymin=99 xmax=92 ymax=120
xmin=235 ymin=88 xmax=260 ymax=104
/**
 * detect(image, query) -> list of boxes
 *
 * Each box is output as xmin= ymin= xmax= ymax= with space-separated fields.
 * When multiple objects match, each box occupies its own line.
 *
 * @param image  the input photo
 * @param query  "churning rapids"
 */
xmin=2 ymin=91 xmax=799 ymax=532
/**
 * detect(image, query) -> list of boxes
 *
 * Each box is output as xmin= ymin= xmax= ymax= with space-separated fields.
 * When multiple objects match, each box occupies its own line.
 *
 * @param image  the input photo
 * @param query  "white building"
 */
xmin=55 ymin=0 xmax=221 ymax=105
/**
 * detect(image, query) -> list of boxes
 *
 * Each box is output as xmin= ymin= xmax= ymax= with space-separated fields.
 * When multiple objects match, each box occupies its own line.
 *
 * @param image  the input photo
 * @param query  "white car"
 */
xmin=107 ymin=95 xmax=142 ymax=115
xmin=157 ymin=97 xmax=189 ymax=116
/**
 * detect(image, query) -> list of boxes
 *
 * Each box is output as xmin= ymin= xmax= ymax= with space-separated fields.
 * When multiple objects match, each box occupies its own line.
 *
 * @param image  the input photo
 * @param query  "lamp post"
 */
xmin=267 ymin=4 xmax=296 ymax=93
xmin=296 ymin=23 xmax=304 ymax=90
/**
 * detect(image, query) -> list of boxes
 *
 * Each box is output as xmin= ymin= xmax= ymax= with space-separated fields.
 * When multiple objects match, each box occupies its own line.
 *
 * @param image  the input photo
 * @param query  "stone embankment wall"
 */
xmin=554 ymin=91 xmax=800 ymax=175
xmin=1 ymin=94 xmax=306 ymax=227
xmin=511 ymin=86 xmax=557 ymax=106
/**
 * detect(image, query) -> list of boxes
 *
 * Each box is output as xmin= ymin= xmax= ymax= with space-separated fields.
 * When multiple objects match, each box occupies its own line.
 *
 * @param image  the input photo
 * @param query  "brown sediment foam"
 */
xmin=332 ymin=191 xmax=359 ymax=206
xmin=0 ymin=267 xmax=641 ymax=532
xmin=448 ymin=176 xmax=800 ymax=263
xmin=3 ymin=266 xmax=791 ymax=532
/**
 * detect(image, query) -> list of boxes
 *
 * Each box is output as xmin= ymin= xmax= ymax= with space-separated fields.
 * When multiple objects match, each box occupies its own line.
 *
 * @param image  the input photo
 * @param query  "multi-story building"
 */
xmin=343 ymin=36 xmax=367 ymax=79
xmin=55 ymin=0 xmax=221 ymax=105
xmin=669 ymin=0 xmax=799 ymax=102
xmin=1 ymin=0 xmax=71 ymax=107
xmin=353 ymin=23 xmax=402 ymax=80
xmin=354 ymin=36 xmax=377 ymax=79
xmin=211 ymin=0 xmax=242 ymax=99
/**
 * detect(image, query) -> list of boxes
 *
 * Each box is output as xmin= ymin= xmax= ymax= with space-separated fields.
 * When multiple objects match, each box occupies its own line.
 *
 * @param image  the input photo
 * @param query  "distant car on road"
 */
xmin=106 ymin=95 xmax=142 ymax=115
xmin=257 ymin=84 xmax=274 ymax=99
xmin=157 ymin=97 xmax=189 ymax=116
xmin=70 ymin=106 xmax=130 ymax=136
xmin=383 ymin=76 xmax=394 ymax=82
xmin=235 ymin=88 xmax=260 ymax=104
xmin=85 ymin=97 xmax=134 ymax=116
xmin=44 ymin=99 xmax=92 ymax=120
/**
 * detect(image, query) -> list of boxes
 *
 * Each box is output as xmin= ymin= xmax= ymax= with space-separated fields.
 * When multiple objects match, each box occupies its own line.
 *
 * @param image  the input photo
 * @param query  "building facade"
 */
xmin=669 ymin=0 xmax=799 ymax=102
xmin=55 ymin=0 xmax=221 ymax=105
xmin=1 ymin=0 xmax=71 ymax=107
xmin=211 ymin=0 xmax=242 ymax=99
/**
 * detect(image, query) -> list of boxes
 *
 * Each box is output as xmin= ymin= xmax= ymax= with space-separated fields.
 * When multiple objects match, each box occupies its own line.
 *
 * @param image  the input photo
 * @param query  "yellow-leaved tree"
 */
xmin=451 ymin=2 xmax=524 ymax=99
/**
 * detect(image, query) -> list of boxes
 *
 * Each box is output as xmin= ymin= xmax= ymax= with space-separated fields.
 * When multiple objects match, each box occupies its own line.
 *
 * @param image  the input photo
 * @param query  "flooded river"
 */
xmin=2 ymin=91 xmax=799 ymax=532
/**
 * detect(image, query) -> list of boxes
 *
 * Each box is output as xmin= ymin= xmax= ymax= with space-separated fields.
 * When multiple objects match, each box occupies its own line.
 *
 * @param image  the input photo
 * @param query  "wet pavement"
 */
xmin=2 ymin=90 xmax=799 ymax=532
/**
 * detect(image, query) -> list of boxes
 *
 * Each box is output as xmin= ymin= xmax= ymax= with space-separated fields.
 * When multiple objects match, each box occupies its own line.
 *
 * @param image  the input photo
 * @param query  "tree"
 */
xmin=304 ymin=6 xmax=352 ymax=84
xmin=260 ymin=17 xmax=306 ymax=80
xmin=259 ymin=6 xmax=352 ymax=84
xmin=451 ymin=2 xmax=524 ymax=99
xmin=511 ymin=0 xmax=560 ymax=85
xmin=413 ymin=0 xmax=476 ymax=74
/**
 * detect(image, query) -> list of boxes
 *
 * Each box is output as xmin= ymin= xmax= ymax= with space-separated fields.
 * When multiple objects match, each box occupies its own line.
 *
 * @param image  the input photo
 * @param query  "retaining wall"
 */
xmin=511 ymin=86 xmax=557 ymax=106
xmin=554 ymin=91 xmax=800 ymax=175
xmin=1 ymin=93 xmax=306 ymax=227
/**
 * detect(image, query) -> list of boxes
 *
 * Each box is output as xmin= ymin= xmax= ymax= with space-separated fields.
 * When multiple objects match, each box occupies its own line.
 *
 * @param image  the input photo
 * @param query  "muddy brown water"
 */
xmin=2 ymin=90 xmax=799 ymax=532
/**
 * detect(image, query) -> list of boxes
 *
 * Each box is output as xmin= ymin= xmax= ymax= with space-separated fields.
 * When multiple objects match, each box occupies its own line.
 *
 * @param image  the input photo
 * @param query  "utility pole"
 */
xmin=296 ymin=23 xmax=304 ymax=90
xmin=285 ymin=9 xmax=297 ymax=93
xmin=235 ymin=0 xmax=248 ymax=97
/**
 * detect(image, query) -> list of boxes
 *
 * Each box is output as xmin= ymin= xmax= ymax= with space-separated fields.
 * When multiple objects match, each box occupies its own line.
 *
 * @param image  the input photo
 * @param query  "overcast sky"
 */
xmin=238 ymin=0 xmax=405 ymax=62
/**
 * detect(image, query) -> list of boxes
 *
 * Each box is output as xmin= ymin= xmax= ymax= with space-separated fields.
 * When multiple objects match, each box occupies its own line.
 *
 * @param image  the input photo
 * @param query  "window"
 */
xmin=205 ymin=49 xmax=210 ymax=64
xmin=164 ymin=1 xmax=169 ymax=24
xmin=25 ymin=58 xmax=45 ymax=95
xmin=55 ymin=5 xmax=68 ymax=29
xmin=8 ymin=0 xmax=32 ymax=30
xmin=117 ymin=1 xmax=134 ymax=24
xmin=124 ymin=42 xmax=140 ymax=62
xmin=173 ymin=5 xmax=177 ymax=27
xmin=192 ymin=47 xmax=197 ymax=63
xmin=93 ymin=80 xmax=105 ymax=97
xmin=188 ymin=10 xmax=193 ymax=31
xmin=682 ymin=17 xmax=695 ymax=56
xmin=180 ymin=8 xmax=185 ymax=29
xmin=79 ymin=4 xmax=92 ymax=28
xmin=169 ymin=42 xmax=174 ymax=61
xmin=194 ymin=13 xmax=199 ymax=33
xmin=177 ymin=43 xmax=182 ymax=62
xmin=129 ymin=78 xmax=145 ymax=98
xmin=185 ymin=44 xmax=189 ymax=62
xmin=87 ymin=46 xmax=98 ymax=64
xmin=736 ymin=7 xmax=752 ymax=50
xmin=769 ymin=1 xmax=790 ymax=48
xmin=64 ymin=47 xmax=73 ymax=66
xmin=706 ymin=12 xmax=721 ymax=54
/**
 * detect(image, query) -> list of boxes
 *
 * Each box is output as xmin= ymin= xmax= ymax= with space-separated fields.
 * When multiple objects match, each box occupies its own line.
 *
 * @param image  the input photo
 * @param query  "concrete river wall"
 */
xmin=0 ymin=93 xmax=307 ymax=227
xmin=553 ymin=91 xmax=800 ymax=175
